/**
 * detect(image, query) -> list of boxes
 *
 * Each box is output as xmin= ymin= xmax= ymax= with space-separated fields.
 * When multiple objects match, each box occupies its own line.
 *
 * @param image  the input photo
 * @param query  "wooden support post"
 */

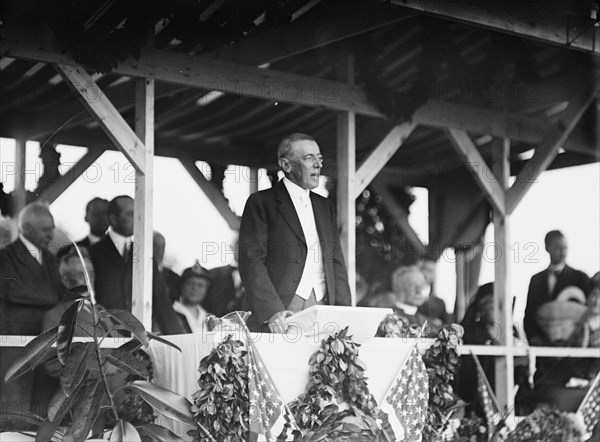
xmin=132 ymin=78 xmax=154 ymax=330
xmin=354 ymin=123 xmax=415 ymax=199
xmin=36 ymin=148 xmax=104 ymax=204
xmin=337 ymin=110 xmax=356 ymax=304
xmin=179 ymin=159 xmax=241 ymax=231
xmin=14 ymin=137 xmax=27 ymax=216
xmin=249 ymin=168 xmax=259 ymax=195
xmin=455 ymin=248 xmax=467 ymax=322
xmin=492 ymin=137 xmax=515 ymax=414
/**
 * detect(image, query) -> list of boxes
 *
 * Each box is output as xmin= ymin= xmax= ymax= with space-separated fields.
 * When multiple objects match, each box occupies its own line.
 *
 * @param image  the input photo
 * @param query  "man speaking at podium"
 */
xmin=239 ymin=133 xmax=351 ymax=333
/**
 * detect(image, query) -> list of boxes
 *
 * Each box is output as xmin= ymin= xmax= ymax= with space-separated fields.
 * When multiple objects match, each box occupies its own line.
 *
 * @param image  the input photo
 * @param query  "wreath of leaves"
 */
xmin=191 ymin=335 xmax=249 ymax=442
xmin=288 ymin=327 xmax=382 ymax=441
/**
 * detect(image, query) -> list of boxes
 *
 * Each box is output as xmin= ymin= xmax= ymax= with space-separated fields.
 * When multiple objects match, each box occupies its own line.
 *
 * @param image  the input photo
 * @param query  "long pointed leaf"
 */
xmin=0 ymin=410 xmax=44 ymax=428
xmin=57 ymin=299 xmax=84 ymax=365
xmin=64 ymin=378 xmax=104 ymax=442
xmin=125 ymin=380 xmax=195 ymax=426
xmin=47 ymin=371 xmax=89 ymax=422
xmin=117 ymin=338 xmax=143 ymax=354
xmin=148 ymin=332 xmax=182 ymax=352
xmin=35 ymin=416 xmax=61 ymax=442
xmin=110 ymin=420 xmax=141 ymax=442
xmin=138 ymin=423 xmax=185 ymax=441
xmin=101 ymin=310 xmax=149 ymax=348
xmin=60 ymin=342 xmax=93 ymax=396
xmin=106 ymin=349 xmax=149 ymax=380
xmin=4 ymin=326 xmax=59 ymax=382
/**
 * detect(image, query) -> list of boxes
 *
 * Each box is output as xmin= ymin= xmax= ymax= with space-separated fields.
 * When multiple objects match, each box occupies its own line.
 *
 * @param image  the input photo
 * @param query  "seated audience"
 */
xmin=417 ymin=258 xmax=451 ymax=323
xmin=388 ymin=265 xmax=443 ymax=337
xmin=154 ymin=231 xmax=180 ymax=303
xmin=56 ymin=197 xmax=108 ymax=260
xmin=0 ymin=202 xmax=61 ymax=418
xmin=173 ymin=262 xmax=213 ymax=333
xmin=524 ymin=230 xmax=589 ymax=345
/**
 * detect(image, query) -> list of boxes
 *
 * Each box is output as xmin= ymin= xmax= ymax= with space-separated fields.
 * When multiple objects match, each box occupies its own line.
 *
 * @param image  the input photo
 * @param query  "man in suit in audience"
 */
xmin=239 ymin=133 xmax=352 ymax=333
xmin=206 ymin=236 xmax=247 ymax=317
xmin=524 ymin=230 xmax=589 ymax=345
xmin=89 ymin=195 xmax=186 ymax=334
xmin=0 ymin=202 xmax=62 ymax=418
xmin=56 ymin=197 xmax=108 ymax=260
xmin=417 ymin=258 xmax=451 ymax=324
xmin=153 ymin=231 xmax=180 ymax=303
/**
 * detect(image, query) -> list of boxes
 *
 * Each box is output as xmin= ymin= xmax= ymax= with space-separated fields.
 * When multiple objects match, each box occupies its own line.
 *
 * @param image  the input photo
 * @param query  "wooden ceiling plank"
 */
xmin=390 ymin=0 xmax=599 ymax=53
xmin=55 ymin=63 xmax=146 ymax=173
xmin=446 ymin=128 xmax=505 ymax=215
xmin=354 ymin=122 xmax=415 ymax=199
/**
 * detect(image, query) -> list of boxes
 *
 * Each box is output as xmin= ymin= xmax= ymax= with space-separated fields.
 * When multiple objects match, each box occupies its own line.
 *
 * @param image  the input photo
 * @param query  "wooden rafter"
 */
xmin=354 ymin=123 xmax=415 ymax=199
xmin=370 ymin=178 xmax=425 ymax=258
xmin=179 ymin=158 xmax=241 ymax=231
xmin=35 ymin=147 xmax=104 ymax=204
xmin=506 ymin=83 xmax=599 ymax=214
xmin=390 ymin=0 xmax=600 ymax=53
xmin=55 ymin=64 xmax=147 ymax=173
xmin=446 ymin=128 xmax=505 ymax=215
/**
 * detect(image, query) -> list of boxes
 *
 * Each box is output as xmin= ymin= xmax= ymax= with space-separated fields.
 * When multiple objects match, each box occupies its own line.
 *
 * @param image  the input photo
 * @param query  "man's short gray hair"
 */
xmin=17 ymin=202 xmax=52 ymax=232
xmin=277 ymin=133 xmax=315 ymax=160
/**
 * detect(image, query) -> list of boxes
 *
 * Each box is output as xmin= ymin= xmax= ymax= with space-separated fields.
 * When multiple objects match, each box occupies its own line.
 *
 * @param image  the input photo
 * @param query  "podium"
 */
xmin=150 ymin=327 xmax=430 ymax=439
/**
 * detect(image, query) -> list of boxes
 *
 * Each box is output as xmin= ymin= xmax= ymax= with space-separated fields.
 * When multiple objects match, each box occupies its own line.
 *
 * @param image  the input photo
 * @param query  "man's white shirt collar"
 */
xmin=107 ymin=227 xmax=132 ymax=256
xmin=283 ymin=177 xmax=310 ymax=200
xmin=19 ymin=234 xmax=43 ymax=265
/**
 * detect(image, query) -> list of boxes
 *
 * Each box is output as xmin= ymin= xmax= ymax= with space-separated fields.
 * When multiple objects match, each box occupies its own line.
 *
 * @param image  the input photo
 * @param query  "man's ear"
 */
xmin=278 ymin=157 xmax=289 ymax=172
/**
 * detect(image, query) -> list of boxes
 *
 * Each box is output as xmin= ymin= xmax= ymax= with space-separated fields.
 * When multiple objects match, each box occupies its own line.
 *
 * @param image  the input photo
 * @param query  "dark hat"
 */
xmin=178 ymin=261 xmax=212 ymax=292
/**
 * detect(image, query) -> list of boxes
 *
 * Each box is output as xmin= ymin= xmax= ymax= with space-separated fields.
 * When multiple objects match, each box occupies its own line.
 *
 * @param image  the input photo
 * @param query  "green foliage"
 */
xmin=503 ymin=405 xmax=584 ymax=442
xmin=289 ymin=327 xmax=382 ymax=441
xmin=422 ymin=324 xmax=464 ymax=441
xmin=191 ymin=335 xmax=249 ymax=442
xmin=2 ymin=295 xmax=192 ymax=441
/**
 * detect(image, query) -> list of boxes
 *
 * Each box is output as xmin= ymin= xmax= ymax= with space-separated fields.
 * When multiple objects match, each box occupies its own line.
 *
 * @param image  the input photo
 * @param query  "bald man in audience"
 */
xmin=57 ymin=197 xmax=108 ymax=259
xmin=0 ymin=202 xmax=61 ymax=418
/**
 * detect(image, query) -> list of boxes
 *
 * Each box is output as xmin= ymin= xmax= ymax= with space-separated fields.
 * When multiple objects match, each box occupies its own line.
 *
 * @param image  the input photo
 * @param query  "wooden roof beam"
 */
xmin=3 ymin=27 xmax=383 ymax=118
xmin=55 ymin=64 xmax=147 ymax=173
xmin=179 ymin=158 xmax=241 ymax=231
xmin=354 ymin=122 xmax=416 ymax=198
xmin=446 ymin=128 xmax=506 ymax=215
xmin=390 ymin=0 xmax=600 ymax=54
xmin=506 ymin=81 xmax=599 ymax=214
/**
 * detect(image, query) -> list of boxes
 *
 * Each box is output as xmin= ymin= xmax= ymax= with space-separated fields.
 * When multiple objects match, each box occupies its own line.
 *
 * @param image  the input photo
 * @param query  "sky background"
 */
xmin=1 ymin=138 xmax=599 ymax=323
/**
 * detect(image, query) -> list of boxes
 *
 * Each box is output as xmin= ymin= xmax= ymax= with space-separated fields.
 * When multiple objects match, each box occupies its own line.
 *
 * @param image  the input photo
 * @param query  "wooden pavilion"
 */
xmin=1 ymin=0 xmax=598 ymax=413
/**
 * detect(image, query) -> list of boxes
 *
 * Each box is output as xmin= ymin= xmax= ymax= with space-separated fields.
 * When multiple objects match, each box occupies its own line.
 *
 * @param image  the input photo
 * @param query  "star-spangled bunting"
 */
xmin=472 ymin=353 xmax=502 ymax=439
xmin=578 ymin=369 xmax=600 ymax=437
xmin=247 ymin=339 xmax=298 ymax=441
xmin=381 ymin=345 xmax=428 ymax=441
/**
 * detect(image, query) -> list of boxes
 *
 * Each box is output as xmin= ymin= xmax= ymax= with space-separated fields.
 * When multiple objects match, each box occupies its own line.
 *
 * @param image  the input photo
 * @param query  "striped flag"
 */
xmin=472 ymin=353 xmax=502 ymax=439
xmin=247 ymin=338 xmax=298 ymax=441
xmin=380 ymin=345 xmax=429 ymax=441
xmin=578 ymin=370 xmax=600 ymax=438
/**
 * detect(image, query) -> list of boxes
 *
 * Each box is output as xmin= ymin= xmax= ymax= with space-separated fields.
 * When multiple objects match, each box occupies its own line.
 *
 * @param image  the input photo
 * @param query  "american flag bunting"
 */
xmin=577 ymin=369 xmax=600 ymax=437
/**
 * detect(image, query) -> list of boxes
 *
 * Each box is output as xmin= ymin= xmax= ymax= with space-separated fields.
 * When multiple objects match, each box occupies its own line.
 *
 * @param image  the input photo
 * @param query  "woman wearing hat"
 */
xmin=172 ymin=260 xmax=213 ymax=333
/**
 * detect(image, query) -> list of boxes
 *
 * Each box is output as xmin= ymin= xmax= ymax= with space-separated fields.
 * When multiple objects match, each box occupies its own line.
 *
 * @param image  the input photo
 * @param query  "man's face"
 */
xmin=393 ymin=270 xmax=430 ymax=307
xmin=180 ymin=277 xmax=209 ymax=305
xmin=546 ymin=236 xmax=567 ymax=265
xmin=279 ymin=139 xmax=323 ymax=190
xmin=85 ymin=200 xmax=108 ymax=237
xmin=110 ymin=198 xmax=134 ymax=237
xmin=23 ymin=214 xmax=55 ymax=250
xmin=153 ymin=234 xmax=166 ymax=263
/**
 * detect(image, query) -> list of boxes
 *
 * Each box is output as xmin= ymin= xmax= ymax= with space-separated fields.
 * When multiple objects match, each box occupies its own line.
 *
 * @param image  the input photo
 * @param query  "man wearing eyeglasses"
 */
xmin=239 ymin=133 xmax=351 ymax=333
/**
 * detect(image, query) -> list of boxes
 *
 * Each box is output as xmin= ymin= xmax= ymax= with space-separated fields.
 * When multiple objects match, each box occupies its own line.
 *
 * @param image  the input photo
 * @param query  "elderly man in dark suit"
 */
xmin=89 ymin=195 xmax=185 ymax=334
xmin=524 ymin=230 xmax=589 ymax=345
xmin=239 ymin=133 xmax=352 ymax=333
xmin=0 ymin=202 xmax=61 ymax=418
